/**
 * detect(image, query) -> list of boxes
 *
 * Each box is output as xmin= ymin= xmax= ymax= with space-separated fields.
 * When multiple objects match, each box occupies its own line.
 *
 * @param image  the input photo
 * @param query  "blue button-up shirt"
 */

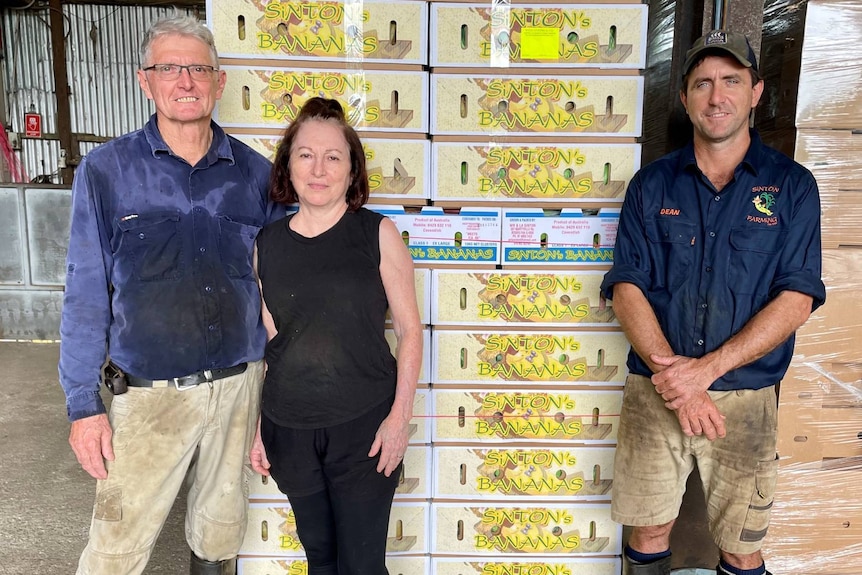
xmin=601 ymin=131 xmax=825 ymax=391
xmin=59 ymin=115 xmax=284 ymax=421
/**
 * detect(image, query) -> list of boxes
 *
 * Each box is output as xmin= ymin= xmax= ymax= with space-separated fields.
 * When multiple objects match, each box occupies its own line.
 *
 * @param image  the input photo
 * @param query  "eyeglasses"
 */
xmin=142 ymin=64 xmax=218 ymax=81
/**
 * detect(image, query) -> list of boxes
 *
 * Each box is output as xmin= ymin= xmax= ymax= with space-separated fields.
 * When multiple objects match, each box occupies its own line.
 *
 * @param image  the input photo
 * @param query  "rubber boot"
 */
xmin=624 ymin=554 xmax=672 ymax=575
xmin=189 ymin=552 xmax=237 ymax=575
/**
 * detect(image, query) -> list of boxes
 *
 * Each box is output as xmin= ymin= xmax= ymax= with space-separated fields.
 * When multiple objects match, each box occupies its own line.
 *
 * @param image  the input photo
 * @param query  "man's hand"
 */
xmin=250 ymin=417 xmax=271 ymax=476
xmin=69 ymin=414 xmax=114 ymax=480
xmin=650 ymin=354 xmax=719 ymax=410
xmin=674 ymin=392 xmax=726 ymax=440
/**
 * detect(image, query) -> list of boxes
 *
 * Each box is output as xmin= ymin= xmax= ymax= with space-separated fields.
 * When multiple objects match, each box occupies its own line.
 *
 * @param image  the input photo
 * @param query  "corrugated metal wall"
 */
xmin=1 ymin=4 xmax=199 ymax=184
xmin=0 ymin=4 xmax=199 ymax=339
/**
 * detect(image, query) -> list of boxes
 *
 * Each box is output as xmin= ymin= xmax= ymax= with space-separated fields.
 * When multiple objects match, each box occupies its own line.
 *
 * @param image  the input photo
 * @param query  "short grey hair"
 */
xmin=140 ymin=15 xmax=219 ymax=68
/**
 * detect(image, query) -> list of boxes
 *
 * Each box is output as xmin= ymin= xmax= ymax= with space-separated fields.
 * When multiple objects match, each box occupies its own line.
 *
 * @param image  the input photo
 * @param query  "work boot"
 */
xmin=624 ymin=554 xmax=671 ymax=575
xmin=189 ymin=552 xmax=237 ymax=575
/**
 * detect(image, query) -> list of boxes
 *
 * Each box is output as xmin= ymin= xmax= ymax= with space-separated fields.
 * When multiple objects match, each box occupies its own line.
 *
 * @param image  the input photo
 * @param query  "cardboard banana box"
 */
xmin=208 ymin=0 xmax=428 ymax=65
xmin=430 ymin=3 xmax=647 ymax=69
xmin=385 ymin=328 xmax=431 ymax=384
xmin=431 ymin=73 xmax=643 ymax=136
xmin=430 ymin=389 xmax=622 ymax=444
xmin=385 ymin=268 xmax=431 ymax=326
xmin=431 ymin=330 xmax=629 ymax=386
xmin=431 ymin=502 xmax=620 ymax=555
xmin=430 ymin=269 xmax=616 ymax=327
xmin=241 ymin=501 xmax=429 ymax=555
xmin=501 ymin=208 xmax=619 ymax=267
xmin=370 ymin=206 xmax=503 ymax=266
xmin=431 ymin=141 xmax=640 ymax=205
xmin=432 ymin=446 xmax=615 ymax=501
xmin=216 ymin=66 xmax=429 ymax=132
xmin=431 ymin=557 xmax=621 ymax=575
xmin=232 ymin=134 xmax=431 ymax=202
xmin=239 ymin=556 xmax=429 ymax=575
xmin=248 ymin=444 xmax=432 ymax=501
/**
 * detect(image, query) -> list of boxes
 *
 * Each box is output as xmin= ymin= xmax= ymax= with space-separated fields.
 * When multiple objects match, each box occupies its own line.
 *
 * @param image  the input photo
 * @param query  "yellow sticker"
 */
xmin=520 ymin=27 xmax=559 ymax=60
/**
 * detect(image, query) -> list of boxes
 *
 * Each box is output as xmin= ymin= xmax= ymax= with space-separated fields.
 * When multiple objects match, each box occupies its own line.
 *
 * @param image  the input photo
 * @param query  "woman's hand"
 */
xmin=369 ymin=411 xmax=410 ymax=477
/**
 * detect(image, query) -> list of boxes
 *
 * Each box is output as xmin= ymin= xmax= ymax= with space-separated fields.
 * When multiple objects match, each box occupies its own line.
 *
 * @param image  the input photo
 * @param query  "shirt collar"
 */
xmin=143 ymin=114 xmax=235 ymax=166
xmin=678 ymin=128 xmax=763 ymax=177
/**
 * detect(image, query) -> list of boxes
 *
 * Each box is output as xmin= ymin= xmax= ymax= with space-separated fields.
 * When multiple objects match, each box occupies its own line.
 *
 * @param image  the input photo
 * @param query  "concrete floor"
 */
xmin=0 ymin=341 xmax=717 ymax=574
xmin=0 ymin=342 xmax=189 ymax=574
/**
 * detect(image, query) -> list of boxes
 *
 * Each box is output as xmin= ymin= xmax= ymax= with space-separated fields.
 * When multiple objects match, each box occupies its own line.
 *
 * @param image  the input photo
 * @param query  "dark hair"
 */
xmin=269 ymin=97 xmax=369 ymax=211
xmin=681 ymin=49 xmax=762 ymax=93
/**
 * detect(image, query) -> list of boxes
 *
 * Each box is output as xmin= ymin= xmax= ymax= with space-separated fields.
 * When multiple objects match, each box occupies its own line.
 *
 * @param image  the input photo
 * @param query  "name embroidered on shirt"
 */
xmin=659 ymin=208 xmax=680 ymax=216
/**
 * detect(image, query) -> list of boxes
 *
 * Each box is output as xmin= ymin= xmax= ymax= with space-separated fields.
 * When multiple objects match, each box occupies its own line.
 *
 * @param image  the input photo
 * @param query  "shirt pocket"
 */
xmin=645 ymin=217 xmax=696 ymax=292
xmin=116 ymin=211 xmax=183 ymax=282
xmin=728 ymin=228 xmax=787 ymax=295
xmin=218 ymin=216 xmax=261 ymax=280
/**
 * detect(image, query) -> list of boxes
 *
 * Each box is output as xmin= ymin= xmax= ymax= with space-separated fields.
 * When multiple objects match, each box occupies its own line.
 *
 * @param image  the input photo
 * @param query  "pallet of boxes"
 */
xmin=425 ymin=2 xmax=645 ymax=574
xmin=760 ymin=1 xmax=862 ymax=573
xmin=206 ymin=0 xmax=650 ymax=572
xmin=207 ymin=0 xmax=434 ymax=572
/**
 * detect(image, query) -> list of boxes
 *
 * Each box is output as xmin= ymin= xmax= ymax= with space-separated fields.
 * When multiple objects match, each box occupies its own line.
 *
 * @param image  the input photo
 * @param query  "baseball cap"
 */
xmin=682 ymin=30 xmax=758 ymax=77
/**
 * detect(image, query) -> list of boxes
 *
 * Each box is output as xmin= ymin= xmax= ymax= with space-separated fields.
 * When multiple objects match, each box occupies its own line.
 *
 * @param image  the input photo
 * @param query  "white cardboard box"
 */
xmin=430 ymin=502 xmax=621 ymax=556
xmin=432 ymin=446 xmax=615 ymax=501
xmin=430 ymin=388 xmax=622 ymax=445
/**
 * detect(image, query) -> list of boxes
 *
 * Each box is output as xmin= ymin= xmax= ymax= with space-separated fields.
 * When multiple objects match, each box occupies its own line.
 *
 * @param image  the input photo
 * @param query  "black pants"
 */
xmin=261 ymin=397 xmax=399 ymax=575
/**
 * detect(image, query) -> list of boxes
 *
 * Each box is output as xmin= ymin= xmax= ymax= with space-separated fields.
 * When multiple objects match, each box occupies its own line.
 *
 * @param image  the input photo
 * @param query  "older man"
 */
xmin=59 ymin=15 xmax=282 ymax=575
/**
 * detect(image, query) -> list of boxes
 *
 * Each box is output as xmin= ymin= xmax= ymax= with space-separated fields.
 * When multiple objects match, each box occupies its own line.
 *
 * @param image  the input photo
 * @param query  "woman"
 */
xmin=250 ymin=97 xmax=422 ymax=575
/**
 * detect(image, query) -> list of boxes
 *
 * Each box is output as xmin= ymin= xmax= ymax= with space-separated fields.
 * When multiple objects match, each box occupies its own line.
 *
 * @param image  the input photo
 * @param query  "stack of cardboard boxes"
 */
xmin=206 ymin=1 xmax=650 ymax=573
xmin=762 ymin=0 xmax=862 ymax=572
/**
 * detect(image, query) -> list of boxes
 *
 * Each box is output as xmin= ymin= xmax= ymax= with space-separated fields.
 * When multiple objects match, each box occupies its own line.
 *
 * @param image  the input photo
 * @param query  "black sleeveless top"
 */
xmin=257 ymin=208 xmax=397 ymax=428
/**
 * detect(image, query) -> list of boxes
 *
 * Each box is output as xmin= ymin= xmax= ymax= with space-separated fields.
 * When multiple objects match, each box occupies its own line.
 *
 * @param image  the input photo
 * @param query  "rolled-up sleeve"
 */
xmin=770 ymin=171 xmax=826 ymax=311
xmin=601 ymin=174 xmax=653 ymax=300
xmin=58 ymin=156 xmax=113 ymax=421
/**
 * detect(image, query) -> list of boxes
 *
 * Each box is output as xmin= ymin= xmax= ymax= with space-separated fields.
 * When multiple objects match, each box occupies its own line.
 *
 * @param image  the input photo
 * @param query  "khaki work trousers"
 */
xmin=76 ymin=360 xmax=264 ymax=575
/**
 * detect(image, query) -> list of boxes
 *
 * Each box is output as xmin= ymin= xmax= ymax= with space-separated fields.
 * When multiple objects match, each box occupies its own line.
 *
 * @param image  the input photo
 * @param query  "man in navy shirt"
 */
xmin=58 ymin=15 xmax=281 ymax=575
xmin=601 ymin=30 xmax=824 ymax=575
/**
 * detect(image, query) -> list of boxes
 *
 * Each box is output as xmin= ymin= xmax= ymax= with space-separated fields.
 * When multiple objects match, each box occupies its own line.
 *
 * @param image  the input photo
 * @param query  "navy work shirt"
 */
xmin=601 ymin=131 xmax=825 ymax=391
xmin=59 ymin=115 xmax=283 ymax=421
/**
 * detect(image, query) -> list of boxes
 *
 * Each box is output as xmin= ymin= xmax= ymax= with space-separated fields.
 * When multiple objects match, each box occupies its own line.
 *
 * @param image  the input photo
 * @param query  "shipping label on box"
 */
xmin=242 ymin=502 xmax=429 ymax=555
xmin=432 ymin=330 xmax=629 ymax=386
xmin=433 ymin=446 xmax=615 ymax=501
xmin=430 ymin=4 xmax=647 ymax=69
xmin=432 ymin=141 xmax=640 ymax=204
xmin=431 ymin=73 xmax=643 ymax=137
xmin=431 ymin=389 xmax=622 ymax=444
xmin=502 ymin=208 xmax=619 ymax=266
xmin=217 ymin=66 xmax=429 ymax=132
xmin=208 ymin=0 xmax=428 ymax=64
xmin=430 ymin=269 xmax=616 ymax=327
xmin=240 ymin=556 xmax=430 ymax=575
xmin=431 ymin=503 xmax=620 ymax=555
xmin=432 ymin=557 xmax=621 ymax=575
xmin=249 ymin=445 xmax=432 ymax=501
xmin=370 ymin=206 xmax=502 ymax=265
xmin=385 ymin=328 xmax=431 ymax=384
xmin=233 ymin=134 xmax=431 ymax=202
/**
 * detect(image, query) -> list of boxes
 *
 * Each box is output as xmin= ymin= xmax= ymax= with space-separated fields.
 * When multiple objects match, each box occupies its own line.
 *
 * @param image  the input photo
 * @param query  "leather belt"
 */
xmin=126 ymin=362 xmax=248 ymax=391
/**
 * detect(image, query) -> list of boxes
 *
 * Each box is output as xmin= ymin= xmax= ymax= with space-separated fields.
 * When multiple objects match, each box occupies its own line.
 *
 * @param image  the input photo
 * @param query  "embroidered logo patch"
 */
xmin=747 ymin=186 xmax=780 ymax=225
xmin=752 ymin=192 xmax=775 ymax=216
